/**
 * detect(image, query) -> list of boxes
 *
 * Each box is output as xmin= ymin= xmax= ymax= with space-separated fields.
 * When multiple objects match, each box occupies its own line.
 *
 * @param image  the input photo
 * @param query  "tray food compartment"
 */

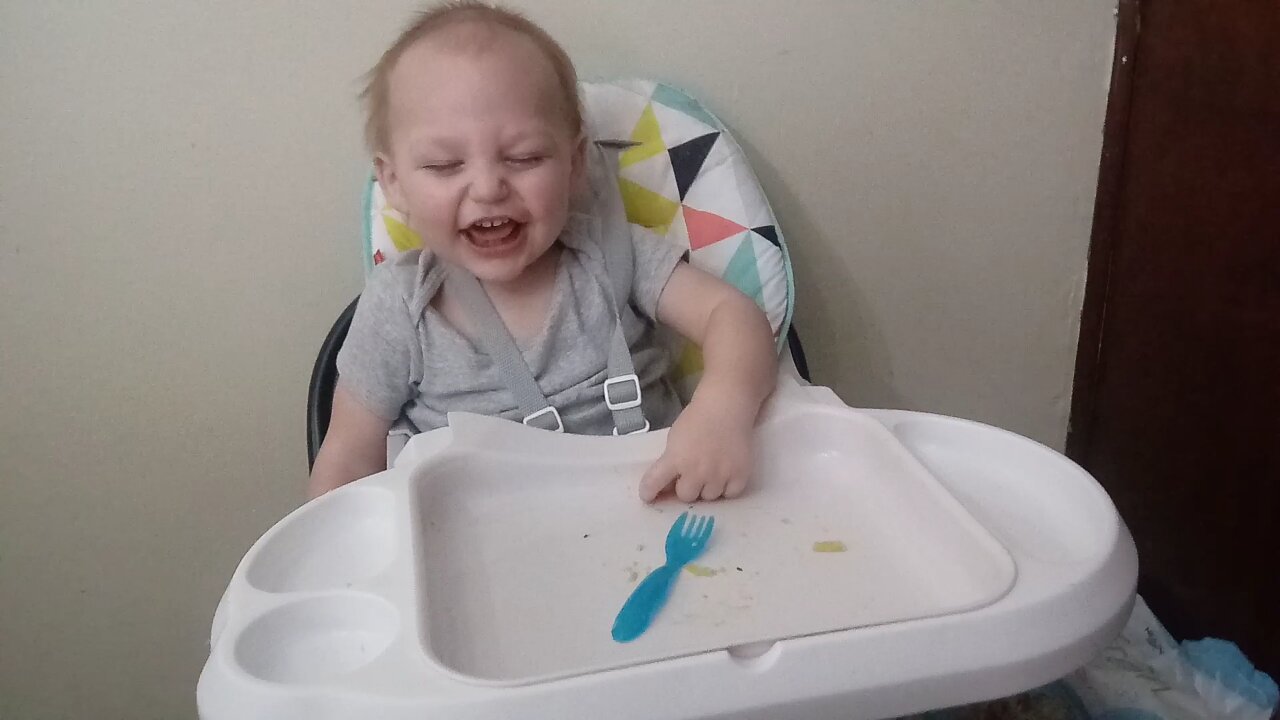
xmin=246 ymin=486 xmax=397 ymax=594
xmin=233 ymin=594 xmax=400 ymax=684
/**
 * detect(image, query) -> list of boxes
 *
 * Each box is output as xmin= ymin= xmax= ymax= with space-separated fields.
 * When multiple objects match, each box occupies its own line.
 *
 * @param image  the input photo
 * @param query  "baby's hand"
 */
xmin=638 ymin=402 xmax=753 ymax=503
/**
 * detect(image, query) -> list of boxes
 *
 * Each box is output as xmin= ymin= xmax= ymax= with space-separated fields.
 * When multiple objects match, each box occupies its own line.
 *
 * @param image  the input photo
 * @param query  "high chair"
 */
xmin=201 ymin=80 xmax=1136 ymax=720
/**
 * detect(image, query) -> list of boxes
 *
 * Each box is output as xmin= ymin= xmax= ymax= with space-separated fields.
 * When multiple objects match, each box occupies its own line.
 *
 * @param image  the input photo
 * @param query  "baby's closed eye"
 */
xmin=421 ymin=161 xmax=463 ymax=174
xmin=506 ymin=154 xmax=546 ymax=167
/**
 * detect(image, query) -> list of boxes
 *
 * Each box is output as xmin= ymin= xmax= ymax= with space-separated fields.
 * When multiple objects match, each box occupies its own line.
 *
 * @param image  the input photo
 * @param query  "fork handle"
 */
xmin=612 ymin=564 xmax=681 ymax=643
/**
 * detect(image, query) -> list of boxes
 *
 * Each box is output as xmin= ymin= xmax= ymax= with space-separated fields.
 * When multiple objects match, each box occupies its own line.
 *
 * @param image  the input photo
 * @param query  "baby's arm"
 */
xmin=639 ymin=263 xmax=777 ymax=502
xmin=307 ymin=383 xmax=394 ymax=499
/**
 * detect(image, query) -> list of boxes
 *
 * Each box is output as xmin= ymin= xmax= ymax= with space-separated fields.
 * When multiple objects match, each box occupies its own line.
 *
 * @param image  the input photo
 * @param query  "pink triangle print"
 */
xmin=683 ymin=205 xmax=746 ymax=251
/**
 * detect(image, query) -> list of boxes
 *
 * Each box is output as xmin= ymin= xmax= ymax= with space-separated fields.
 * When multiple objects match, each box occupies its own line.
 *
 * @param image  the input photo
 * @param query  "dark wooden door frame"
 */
xmin=1065 ymin=0 xmax=1280 ymax=681
xmin=1066 ymin=0 xmax=1141 ymax=461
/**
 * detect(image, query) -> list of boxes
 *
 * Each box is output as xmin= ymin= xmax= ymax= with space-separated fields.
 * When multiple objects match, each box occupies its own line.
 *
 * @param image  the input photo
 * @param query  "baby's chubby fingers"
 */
xmin=674 ymin=471 xmax=706 ymax=503
xmin=724 ymin=472 xmax=748 ymax=499
xmin=699 ymin=473 xmax=729 ymax=501
xmin=638 ymin=454 xmax=679 ymax=503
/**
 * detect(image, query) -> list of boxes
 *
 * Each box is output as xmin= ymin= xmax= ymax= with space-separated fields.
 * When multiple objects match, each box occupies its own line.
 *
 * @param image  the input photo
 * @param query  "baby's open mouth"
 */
xmin=463 ymin=216 xmax=523 ymax=248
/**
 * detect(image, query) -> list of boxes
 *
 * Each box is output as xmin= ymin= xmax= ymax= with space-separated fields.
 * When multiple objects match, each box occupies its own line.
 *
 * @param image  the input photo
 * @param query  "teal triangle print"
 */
xmin=721 ymin=235 xmax=765 ymax=307
xmin=652 ymin=83 xmax=720 ymax=130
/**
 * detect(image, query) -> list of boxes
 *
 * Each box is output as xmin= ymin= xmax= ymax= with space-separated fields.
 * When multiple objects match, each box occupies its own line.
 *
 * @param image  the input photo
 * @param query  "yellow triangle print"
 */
xmin=620 ymin=103 xmax=666 ymax=168
xmin=382 ymin=213 xmax=422 ymax=252
xmin=618 ymin=178 xmax=680 ymax=234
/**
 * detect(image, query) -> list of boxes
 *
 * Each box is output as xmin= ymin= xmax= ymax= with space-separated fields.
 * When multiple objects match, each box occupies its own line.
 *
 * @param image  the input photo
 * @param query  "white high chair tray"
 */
xmin=416 ymin=403 xmax=1014 ymax=684
xmin=199 ymin=378 xmax=1137 ymax=720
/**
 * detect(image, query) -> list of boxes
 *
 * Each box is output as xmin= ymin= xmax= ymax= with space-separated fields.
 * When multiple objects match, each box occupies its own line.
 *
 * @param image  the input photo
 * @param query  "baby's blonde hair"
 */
xmin=361 ymin=1 xmax=584 ymax=156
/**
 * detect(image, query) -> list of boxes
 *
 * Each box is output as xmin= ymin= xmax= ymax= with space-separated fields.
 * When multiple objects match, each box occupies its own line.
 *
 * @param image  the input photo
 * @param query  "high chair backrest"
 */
xmin=309 ymin=81 xmax=804 ymax=467
xmin=362 ymin=80 xmax=795 ymax=400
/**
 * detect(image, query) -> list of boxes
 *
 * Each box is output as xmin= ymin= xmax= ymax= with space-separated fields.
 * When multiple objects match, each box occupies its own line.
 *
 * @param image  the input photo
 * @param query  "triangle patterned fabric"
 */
xmin=669 ymin=132 xmax=720 ymax=200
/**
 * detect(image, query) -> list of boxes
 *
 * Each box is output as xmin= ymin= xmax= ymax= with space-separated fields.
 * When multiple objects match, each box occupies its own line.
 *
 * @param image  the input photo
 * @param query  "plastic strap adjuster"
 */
xmin=603 ymin=374 xmax=643 ymax=411
xmin=613 ymin=420 xmax=651 ymax=436
xmin=522 ymin=406 xmax=564 ymax=433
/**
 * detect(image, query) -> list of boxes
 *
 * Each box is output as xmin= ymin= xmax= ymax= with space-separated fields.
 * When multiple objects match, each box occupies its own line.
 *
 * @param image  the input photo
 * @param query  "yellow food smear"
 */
xmin=685 ymin=564 xmax=720 ymax=577
xmin=812 ymin=540 xmax=848 ymax=553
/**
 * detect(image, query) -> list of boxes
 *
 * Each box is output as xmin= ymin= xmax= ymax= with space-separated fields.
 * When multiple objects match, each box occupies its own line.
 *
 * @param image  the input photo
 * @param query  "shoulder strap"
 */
xmin=588 ymin=141 xmax=635 ymax=313
xmin=588 ymin=141 xmax=648 ymax=434
xmin=443 ymin=267 xmax=565 ymax=432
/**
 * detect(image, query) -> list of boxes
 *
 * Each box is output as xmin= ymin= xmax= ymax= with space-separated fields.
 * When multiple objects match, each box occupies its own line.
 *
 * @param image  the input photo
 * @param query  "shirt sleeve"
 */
xmin=629 ymin=228 xmax=688 ymax=321
xmin=334 ymin=262 xmax=418 ymax=420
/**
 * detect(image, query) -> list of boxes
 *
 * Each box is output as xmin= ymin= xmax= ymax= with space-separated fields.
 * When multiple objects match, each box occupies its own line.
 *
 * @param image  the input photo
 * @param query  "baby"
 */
xmin=309 ymin=1 xmax=777 ymax=503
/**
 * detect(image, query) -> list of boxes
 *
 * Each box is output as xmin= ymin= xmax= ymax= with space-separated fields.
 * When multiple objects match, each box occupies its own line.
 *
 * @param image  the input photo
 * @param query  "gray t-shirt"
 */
xmin=336 ymin=215 xmax=686 ymax=436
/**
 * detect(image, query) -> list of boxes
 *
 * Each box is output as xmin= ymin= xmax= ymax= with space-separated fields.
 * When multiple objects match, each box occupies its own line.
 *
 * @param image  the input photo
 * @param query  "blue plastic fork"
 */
xmin=612 ymin=512 xmax=716 ymax=643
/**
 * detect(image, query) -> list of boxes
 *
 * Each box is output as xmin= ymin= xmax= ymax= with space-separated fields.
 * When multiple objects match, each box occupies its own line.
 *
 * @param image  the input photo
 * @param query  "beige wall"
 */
xmin=0 ymin=2 xmax=1115 ymax=717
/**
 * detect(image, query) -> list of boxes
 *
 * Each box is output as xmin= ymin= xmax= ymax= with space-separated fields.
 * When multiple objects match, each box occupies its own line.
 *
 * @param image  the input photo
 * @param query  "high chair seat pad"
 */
xmin=363 ymin=80 xmax=794 ymax=396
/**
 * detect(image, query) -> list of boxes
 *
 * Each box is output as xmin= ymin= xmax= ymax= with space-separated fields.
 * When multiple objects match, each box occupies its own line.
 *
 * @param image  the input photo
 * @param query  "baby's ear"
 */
xmin=374 ymin=153 xmax=407 ymax=213
xmin=569 ymin=134 xmax=588 ymax=191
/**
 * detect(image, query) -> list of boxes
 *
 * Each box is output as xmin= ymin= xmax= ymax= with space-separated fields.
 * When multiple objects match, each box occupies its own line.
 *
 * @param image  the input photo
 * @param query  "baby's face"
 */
xmin=377 ymin=30 xmax=582 ymax=286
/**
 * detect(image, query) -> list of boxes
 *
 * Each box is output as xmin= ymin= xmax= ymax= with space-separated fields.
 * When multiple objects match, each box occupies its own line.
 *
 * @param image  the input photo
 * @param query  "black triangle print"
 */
xmin=752 ymin=225 xmax=780 ymax=248
xmin=668 ymin=132 xmax=719 ymax=200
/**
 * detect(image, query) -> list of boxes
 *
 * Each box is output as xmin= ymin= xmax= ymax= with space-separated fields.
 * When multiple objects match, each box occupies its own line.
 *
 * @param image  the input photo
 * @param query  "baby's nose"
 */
xmin=469 ymin=164 xmax=510 ymax=203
